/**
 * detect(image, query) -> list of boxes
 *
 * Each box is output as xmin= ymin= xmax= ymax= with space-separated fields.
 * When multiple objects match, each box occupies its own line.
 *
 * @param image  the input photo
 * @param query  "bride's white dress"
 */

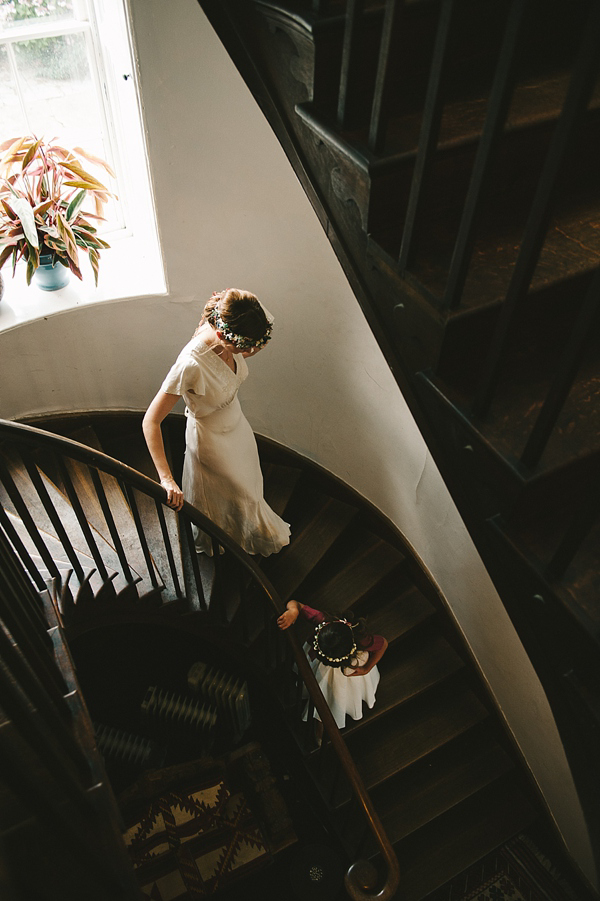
xmin=161 ymin=335 xmax=290 ymax=556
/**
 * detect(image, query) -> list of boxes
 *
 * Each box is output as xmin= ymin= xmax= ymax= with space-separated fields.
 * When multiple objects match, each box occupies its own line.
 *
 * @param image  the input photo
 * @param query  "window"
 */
xmin=0 ymin=0 xmax=165 ymax=309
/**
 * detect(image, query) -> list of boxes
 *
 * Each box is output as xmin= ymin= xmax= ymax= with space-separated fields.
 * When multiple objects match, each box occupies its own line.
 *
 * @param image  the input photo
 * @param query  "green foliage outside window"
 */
xmin=1 ymin=1 xmax=88 ymax=81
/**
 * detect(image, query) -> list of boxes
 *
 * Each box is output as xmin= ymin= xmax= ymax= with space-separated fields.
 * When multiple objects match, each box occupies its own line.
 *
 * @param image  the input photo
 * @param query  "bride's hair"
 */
xmin=194 ymin=288 xmax=270 ymax=343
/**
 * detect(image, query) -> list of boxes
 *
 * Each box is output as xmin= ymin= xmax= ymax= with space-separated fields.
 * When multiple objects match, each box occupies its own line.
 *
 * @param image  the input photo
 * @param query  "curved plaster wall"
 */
xmin=0 ymin=0 xmax=595 ymax=886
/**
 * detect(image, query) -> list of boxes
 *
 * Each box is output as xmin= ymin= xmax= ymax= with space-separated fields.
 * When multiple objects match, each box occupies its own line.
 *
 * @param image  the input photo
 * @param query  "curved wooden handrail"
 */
xmin=0 ymin=418 xmax=400 ymax=899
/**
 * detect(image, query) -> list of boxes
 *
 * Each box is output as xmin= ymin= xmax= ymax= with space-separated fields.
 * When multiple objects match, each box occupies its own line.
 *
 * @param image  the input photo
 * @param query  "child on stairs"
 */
xmin=277 ymin=601 xmax=388 ymax=733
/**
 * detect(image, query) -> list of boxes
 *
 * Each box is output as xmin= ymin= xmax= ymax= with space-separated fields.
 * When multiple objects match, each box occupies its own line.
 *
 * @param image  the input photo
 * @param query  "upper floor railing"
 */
xmin=243 ymin=0 xmax=600 ymax=578
xmin=0 ymin=418 xmax=400 ymax=901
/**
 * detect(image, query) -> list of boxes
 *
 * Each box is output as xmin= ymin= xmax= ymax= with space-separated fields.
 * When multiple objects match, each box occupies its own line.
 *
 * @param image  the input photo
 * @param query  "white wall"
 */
xmin=0 ymin=0 xmax=595 ymax=885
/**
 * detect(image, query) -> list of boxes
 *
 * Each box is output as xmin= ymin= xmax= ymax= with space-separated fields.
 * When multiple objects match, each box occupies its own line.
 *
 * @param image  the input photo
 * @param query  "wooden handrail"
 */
xmin=0 ymin=417 xmax=400 ymax=900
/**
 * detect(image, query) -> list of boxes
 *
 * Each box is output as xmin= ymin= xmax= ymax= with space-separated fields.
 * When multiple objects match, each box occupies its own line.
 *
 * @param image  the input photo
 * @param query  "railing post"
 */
xmin=473 ymin=0 xmax=600 ymax=417
xmin=399 ymin=0 xmax=455 ymax=271
xmin=337 ymin=0 xmax=367 ymax=128
xmin=442 ymin=0 xmax=527 ymax=311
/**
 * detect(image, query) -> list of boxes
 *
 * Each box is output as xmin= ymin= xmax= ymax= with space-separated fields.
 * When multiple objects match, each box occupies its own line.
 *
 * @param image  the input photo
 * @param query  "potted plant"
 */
xmin=0 ymin=135 xmax=115 ymax=290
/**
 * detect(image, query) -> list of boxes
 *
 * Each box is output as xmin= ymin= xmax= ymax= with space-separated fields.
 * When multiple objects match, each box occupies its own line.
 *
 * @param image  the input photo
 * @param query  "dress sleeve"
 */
xmin=359 ymin=633 xmax=385 ymax=652
xmin=298 ymin=604 xmax=326 ymax=625
xmin=160 ymin=354 xmax=206 ymax=397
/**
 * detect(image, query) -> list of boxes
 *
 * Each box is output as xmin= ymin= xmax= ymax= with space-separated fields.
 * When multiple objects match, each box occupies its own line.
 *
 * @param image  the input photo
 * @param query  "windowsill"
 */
xmin=0 ymin=229 xmax=167 ymax=334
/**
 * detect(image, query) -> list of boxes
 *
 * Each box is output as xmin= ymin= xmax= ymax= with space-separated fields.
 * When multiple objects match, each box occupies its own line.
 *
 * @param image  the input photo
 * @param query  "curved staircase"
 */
xmin=0 ymin=412 xmax=553 ymax=900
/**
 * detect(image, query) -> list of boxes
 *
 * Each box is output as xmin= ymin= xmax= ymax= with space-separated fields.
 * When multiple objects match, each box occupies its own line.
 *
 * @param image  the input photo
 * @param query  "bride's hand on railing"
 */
xmin=160 ymin=476 xmax=184 ymax=511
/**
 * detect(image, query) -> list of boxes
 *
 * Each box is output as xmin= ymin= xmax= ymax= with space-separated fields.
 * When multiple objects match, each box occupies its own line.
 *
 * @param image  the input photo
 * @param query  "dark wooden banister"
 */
xmin=0 ymin=418 xmax=400 ymax=900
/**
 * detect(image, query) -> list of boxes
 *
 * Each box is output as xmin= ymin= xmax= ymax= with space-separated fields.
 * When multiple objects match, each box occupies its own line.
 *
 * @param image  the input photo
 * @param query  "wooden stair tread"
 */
xmin=396 ymin=777 xmax=537 ymax=901
xmin=3 ymin=509 xmax=128 ymax=599
xmin=134 ymin=494 xmax=185 ymax=604
xmin=365 ymin=586 xmax=436 ymax=646
xmin=64 ymin=427 xmax=166 ymax=593
xmin=90 ymin=424 xmax=158 ymax=481
xmin=371 ymin=727 xmax=516 ymax=845
xmin=297 ymin=536 xmax=405 ymax=611
xmin=343 ymin=633 xmax=465 ymax=736
xmin=262 ymin=461 xmax=302 ymax=517
xmin=337 ymin=679 xmax=489 ymax=792
xmin=64 ymin=424 xmax=187 ymax=603
xmin=344 ymin=68 xmax=597 ymax=164
xmin=300 ymin=68 xmax=600 ymax=173
xmin=370 ymin=192 xmax=600 ymax=315
xmin=263 ymin=495 xmax=357 ymax=600
xmin=422 ymin=355 xmax=600 ymax=481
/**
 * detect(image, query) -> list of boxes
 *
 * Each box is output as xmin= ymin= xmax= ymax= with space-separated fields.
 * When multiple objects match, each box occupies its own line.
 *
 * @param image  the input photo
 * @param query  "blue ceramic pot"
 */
xmin=34 ymin=253 xmax=70 ymax=291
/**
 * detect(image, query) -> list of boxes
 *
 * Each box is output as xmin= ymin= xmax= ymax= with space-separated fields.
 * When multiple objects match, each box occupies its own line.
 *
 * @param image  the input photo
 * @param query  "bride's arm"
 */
xmin=142 ymin=391 xmax=184 ymax=510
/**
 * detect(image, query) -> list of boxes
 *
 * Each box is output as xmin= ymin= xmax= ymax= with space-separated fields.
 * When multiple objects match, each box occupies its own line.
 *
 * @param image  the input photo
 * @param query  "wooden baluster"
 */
xmin=155 ymin=500 xmax=183 ymax=599
xmin=0 ymin=506 xmax=47 ymax=592
xmin=179 ymin=514 xmax=207 ymax=612
xmin=0 ymin=663 xmax=93 ymax=806
xmin=443 ymin=0 xmax=527 ymax=310
xmin=546 ymin=481 xmax=600 ymax=581
xmin=0 ymin=538 xmax=66 ymax=694
xmin=473 ymin=0 xmax=600 ymax=417
xmin=54 ymin=454 xmax=111 ymax=583
xmin=399 ymin=0 xmax=455 ymax=270
xmin=0 ymin=624 xmax=83 ymax=760
xmin=0 ymin=529 xmax=49 ymax=636
xmin=122 ymin=482 xmax=159 ymax=589
xmin=304 ymin=697 xmax=316 ymax=750
xmin=328 ymin=757 xmax=344 ymax=806
xmin=521 ymin=268 xmax=600 ymax=469
xmin=20 ymin=449 xmax=86 ymax=583
xmin=89 ymin=467 xmax=135 ymax=585
xmin=368 ymin=0 xmax=404 ymax=153
xmin=0 ymin=455 xmax=62 ymax=583
xmin=337 ymin=0 xmax=366 ymax=128
xmin=258 ymin=601 xmax=269 ymax=670
xmin=0 ymin=721 xmax=126 ymax=894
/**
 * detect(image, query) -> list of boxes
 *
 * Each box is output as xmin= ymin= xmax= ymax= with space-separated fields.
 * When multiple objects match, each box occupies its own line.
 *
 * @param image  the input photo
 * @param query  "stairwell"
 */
xmin=195 ymin=0 xmax=600 ymax=869
xmin=0 ymin=411 xmax=558 ymax=899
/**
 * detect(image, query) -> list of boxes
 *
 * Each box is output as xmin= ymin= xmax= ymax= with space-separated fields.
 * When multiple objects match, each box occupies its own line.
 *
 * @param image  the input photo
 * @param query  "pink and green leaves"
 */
xmin=0 ymin=135 xmax=115 ymax=286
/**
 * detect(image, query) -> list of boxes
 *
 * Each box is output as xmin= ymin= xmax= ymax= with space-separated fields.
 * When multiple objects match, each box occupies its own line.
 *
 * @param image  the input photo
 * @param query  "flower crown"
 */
xmin=313 ymin=620 xmax=357 ymax=664
xmin=208 ymin=307 xmax=273 ymax=351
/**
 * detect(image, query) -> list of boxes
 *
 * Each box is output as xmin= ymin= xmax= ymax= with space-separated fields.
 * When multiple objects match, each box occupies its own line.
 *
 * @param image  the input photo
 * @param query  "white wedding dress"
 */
xmin=161 ymin=335 xmax=290 ymax=556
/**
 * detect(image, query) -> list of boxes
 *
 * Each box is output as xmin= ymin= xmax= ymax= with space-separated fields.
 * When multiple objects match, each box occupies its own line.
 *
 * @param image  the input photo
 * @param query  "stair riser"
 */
xmin=414 ymin=371 xmax=600 ymax=518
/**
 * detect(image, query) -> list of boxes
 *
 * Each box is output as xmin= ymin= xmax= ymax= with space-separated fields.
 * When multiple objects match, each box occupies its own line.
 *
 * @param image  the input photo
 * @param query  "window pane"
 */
xmin=11 ymin=31 xmax=120 ymax=229
xmin=0 ymin=1 xmax=77 ymax=31
xmin=0 ymin=44 xmax=27 ymax=137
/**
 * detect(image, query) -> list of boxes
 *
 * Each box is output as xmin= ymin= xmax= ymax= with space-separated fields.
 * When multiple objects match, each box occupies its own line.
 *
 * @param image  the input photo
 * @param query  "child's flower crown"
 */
xmin=313 ymin=619 xmax=357 ymax=664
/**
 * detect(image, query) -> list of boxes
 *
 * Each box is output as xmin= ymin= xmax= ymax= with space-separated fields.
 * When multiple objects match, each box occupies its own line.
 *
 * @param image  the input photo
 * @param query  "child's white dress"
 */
xmin=305 ymin=649 xmax=380 ymax=729
xmin=298 ymin=605 xmax=383 ymax=729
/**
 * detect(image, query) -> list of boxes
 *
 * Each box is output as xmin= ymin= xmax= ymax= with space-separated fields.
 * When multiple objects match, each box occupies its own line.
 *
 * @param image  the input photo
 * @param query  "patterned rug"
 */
xmin=429 ymin=833 xmax=583 ymax=901
xmin=123 ymin=774 xmax=271 ymax=899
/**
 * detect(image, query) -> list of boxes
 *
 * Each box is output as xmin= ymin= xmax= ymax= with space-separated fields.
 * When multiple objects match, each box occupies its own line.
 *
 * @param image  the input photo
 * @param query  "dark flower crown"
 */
xmin=208 ymin=308 xmax=273 ymax=351
xmin=313 ymin=619 xmax=357 ymax=664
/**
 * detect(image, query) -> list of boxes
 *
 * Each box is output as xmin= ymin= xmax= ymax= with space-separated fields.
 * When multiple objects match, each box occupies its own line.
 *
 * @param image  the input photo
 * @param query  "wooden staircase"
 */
xmin=0 ymin=412 xmax=549 ymax=900
xmin=195 ymin=0 xmax=600 ymax=863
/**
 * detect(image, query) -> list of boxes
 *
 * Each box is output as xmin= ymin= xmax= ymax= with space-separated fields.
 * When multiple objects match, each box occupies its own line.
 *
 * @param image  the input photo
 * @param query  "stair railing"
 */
xmin=316 ymin=0 xmax=600 ymax=574
xmin=0 ymin=418 xmax=400 ymax=901
xmin=0 ymin=529 xmax=141 ymax=900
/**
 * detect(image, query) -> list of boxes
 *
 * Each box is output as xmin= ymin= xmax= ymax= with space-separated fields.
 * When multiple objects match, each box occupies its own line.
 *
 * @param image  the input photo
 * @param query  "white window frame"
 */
xmin=0 ymin=0 xmax=165 ymax=326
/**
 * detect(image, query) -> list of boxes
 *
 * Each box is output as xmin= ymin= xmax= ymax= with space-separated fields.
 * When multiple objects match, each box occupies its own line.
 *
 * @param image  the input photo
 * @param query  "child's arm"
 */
xmin=277 ymin=600 xmax=303 ymax=630
xmin=347 ymin=637 xmax=388 ymax=676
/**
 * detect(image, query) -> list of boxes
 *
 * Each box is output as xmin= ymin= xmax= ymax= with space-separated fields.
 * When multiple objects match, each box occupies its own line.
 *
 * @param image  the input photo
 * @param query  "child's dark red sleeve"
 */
xmin=360 ymin=633 xmax=385 ymax=652
xmin=298 ymin=604 xmax=326 ymax=625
